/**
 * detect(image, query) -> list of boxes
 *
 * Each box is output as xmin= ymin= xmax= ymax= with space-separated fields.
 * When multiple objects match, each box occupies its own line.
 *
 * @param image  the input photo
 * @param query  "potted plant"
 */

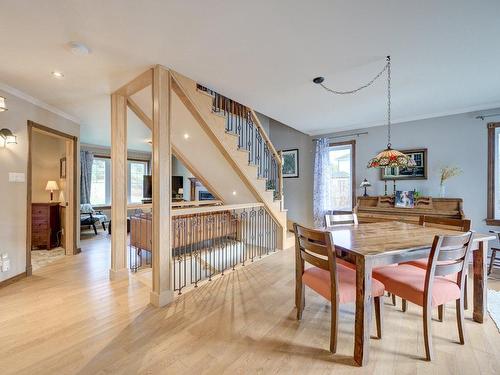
xmin=439 ymin=166 xmax=462 ymax=197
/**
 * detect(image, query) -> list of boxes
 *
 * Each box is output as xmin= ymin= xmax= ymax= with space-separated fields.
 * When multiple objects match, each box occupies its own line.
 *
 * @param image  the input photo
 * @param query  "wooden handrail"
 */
xmin=172 ymin=202 xmax=265 ymax=216
xmin=249 ymin=109 xmax=282 ymax=167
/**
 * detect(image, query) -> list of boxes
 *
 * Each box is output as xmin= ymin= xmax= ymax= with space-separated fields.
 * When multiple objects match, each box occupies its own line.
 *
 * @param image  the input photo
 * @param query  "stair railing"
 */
xmin=197 ymin=85 xmax=283 ymax=205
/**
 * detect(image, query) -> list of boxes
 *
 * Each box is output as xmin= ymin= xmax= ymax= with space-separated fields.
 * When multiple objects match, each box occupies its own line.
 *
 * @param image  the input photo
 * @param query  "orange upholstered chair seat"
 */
xmin=373 ymin=264 xmax=460 ymax=307
xmin=404 ymin=258 xmax=428 ymax=269
xmin=303 ymin=264 xmax=385 ymax=304
xmin=337 ymin=258 xmax=396 ymax=270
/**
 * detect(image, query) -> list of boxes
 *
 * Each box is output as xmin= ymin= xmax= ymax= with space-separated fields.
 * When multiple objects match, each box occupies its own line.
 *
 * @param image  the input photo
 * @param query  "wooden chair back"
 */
xmin=294 ymin=223 xmax=339 ymax=303
xmin=325 ymin=212 xmax=358 ymax=227
xmin=424 ymin=232 xmax=474 ymax=303
xmin=419 ymin=216 xmax=471 ymax=232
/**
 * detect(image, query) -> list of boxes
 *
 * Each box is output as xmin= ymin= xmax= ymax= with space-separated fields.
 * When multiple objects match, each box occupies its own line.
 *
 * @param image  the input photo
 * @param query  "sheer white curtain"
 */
xmin=313 ymin=138 xmax=332 ymax=227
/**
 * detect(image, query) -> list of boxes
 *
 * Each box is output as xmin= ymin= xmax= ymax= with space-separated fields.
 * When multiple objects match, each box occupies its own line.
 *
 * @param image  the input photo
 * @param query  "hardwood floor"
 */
xmin=1 ymin=234 xmax=499 ymax=374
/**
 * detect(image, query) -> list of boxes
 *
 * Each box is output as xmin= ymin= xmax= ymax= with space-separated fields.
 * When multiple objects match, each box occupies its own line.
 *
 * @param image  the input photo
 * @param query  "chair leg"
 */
xmin=374 ymin=296 xmax=383 ymax=339
xmin=456 ymin=298 xmax=465 ymax=345
xmin=330 ymin=301 xmax=339 ymax=353
xmin=438 ymin=304 xmax=444 ymax=322
xmin=488 ymin=249 xmax=497 ymax=276
xmin=92 ymin=223 xmax=98 ymax=235
xmin=423 ymin=305 xmax=434 ymax=361
xmin=296 ymin=281 xmax=305 ymax=320
xmin=402 ymin=298 xmax=407 ymax=312
xmin=464 ymin=280 xmax=468 ymax=310
xmin=392 ymin=293 xmax=396 ymax=306
xmin=102 ymin=222 xmax=106 ymax=231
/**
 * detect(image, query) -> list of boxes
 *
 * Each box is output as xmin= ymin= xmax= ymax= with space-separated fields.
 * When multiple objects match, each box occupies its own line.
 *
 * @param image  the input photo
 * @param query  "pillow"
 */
xmin=80 ymin=203 xmax=95 ymax=214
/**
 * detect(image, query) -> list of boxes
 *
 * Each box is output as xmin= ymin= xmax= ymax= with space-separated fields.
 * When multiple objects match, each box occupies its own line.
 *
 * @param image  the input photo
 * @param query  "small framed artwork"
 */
xmin=281 ymin=149 xmax=299 ymax=178
xmin=395 ymin=190 xmax=415 ymax=208
xmin=60 ymin=157 xmax=67 ymax=179
xmin=381 ymin=148 xmax=427 ymax=180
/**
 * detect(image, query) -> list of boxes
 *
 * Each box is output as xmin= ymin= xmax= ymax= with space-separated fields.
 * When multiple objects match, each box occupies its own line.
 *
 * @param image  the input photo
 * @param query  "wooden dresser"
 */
xmin=31 ymin=203 xmax=61 ymax=250
xmin=354 ymin=196 xmax=465 ymax=224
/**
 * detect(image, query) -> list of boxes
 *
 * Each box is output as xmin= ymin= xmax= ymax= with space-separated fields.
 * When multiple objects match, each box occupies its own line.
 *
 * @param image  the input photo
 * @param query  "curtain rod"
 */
xmin=312 ymin=131 xmax=368 ymax=141
xmin=475 ymin=114 xmax=500 ymax=120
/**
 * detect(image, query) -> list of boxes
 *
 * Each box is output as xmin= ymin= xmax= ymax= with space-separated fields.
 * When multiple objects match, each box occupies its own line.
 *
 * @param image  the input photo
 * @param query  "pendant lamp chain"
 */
xmin=387 ymin=56 xmax=391 ymax=148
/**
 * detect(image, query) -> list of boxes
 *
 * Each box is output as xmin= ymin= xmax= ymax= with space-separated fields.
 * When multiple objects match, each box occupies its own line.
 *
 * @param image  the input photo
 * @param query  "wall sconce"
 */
xmin=0 ymin=96 xmax=7 ymax=112
xmin=0 ymin=128 xmax=17 ymax=146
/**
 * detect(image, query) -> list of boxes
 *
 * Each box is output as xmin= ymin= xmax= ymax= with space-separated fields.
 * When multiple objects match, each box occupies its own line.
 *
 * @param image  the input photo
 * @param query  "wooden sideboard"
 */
xmin=354 ymin=196 xmax=465 ymax=224
xmin=31 ymin=202 xmax=61 ymax=250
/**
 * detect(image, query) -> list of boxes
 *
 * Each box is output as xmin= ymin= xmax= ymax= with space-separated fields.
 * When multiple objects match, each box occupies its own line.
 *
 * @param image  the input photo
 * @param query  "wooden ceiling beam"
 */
xmin=114 ymin=68 xmax=153 ymax=97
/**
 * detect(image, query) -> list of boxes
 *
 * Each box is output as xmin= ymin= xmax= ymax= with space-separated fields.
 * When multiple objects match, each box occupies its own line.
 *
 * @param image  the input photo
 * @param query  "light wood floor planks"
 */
xmin=0 ymin=234 xmax=499 ymax=374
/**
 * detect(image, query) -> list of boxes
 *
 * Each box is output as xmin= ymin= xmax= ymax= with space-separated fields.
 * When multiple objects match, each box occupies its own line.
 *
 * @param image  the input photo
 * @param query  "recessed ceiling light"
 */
xmin=67 ymin=41 xmax=91 ymax=56
xmin=232 ymin=191 xmax=237 ymax=196
xmin=51 ymin=71 xmax=64 ymax=79
xmin=183 ymin=133 xmax=190 ymax=139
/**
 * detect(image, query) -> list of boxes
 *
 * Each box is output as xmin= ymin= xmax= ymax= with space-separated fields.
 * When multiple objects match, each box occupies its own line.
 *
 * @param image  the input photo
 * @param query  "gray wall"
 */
xmin=268 ymin=109 xmax=500 ymax=233
xmin=268 ymin=118 xmax=314 ymax=227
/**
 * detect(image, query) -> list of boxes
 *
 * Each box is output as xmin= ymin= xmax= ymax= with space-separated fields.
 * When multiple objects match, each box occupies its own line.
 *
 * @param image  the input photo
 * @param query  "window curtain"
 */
xmin=313 ymin=138 xmax=332 ymax=228
xmin=80 ymin=151 xmax=94 ymax=204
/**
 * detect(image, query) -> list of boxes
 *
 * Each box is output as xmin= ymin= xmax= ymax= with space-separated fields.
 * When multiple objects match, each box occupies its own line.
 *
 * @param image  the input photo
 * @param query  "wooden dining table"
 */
xmin=325 ymin=221 xmax=495 ymax=366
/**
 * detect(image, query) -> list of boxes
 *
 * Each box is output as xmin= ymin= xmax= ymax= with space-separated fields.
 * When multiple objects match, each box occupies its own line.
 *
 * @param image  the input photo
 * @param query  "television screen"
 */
xmin=143 ymin=175 xmax=152 ymax=199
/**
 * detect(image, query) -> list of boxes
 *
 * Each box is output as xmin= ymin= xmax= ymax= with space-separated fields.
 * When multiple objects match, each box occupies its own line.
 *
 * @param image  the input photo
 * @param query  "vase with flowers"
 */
xmin=439 ymin=166 xmax=462 ymax=198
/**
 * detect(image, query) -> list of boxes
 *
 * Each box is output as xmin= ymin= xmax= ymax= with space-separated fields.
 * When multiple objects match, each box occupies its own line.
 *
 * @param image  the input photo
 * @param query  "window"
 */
xmin=89 ymin=156 xmax=149 ymax=206
xmin=487 ymin=123 xmax=500 ymax=224
xmin=329 ymin=141 xmax=355 ymax=211
xmin=128 ymin=160 xmax=148 ymax=203
xmin=90 ymin=157 xmax=111 ymax=205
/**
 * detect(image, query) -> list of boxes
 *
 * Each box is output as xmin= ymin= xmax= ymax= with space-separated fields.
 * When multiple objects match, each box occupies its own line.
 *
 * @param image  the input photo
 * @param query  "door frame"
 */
xmin=329 ymin=140 xmax=356 ymax=210
xmin=26 ymin=121 xmax=79 ymax=275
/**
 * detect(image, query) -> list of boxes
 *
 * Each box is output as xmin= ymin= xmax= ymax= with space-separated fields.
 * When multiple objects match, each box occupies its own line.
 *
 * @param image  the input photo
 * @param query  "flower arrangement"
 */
xmin=440 ymin=166 xmax=462 ymax=186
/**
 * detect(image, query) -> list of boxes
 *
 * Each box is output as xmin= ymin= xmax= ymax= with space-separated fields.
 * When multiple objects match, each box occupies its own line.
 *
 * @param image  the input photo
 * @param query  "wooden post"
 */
xmin=150 ymin=65 xmax=174 ymax=307
xmin=110 ymin=93 xmax=128 ymax=279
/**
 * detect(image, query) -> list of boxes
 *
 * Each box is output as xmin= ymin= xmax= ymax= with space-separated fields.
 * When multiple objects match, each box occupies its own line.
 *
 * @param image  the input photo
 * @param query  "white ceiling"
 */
xmin=1 ymin=0 xmax=500 ymax=150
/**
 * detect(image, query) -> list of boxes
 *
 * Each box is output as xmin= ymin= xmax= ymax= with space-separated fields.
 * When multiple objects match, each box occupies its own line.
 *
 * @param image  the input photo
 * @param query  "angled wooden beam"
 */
xmin=114 ymin=68 xmax=153 ymax=97
xmin=127 ymin=97 xmax=152 ymax=130
xmin=172 ymin=145 xmax=223 ymax=203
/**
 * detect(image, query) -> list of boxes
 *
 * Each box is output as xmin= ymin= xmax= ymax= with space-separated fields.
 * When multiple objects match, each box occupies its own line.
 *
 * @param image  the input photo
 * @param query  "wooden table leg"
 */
xmin=473 ymin=241 xmax=487 ymax=323
xmin=354 ymin=256 xmax=372 ymax=366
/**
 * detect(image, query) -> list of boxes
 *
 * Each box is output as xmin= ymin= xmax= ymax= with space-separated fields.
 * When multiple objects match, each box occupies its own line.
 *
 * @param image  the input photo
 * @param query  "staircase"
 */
xmin=170 ymin=71 xmax=291 ymax=248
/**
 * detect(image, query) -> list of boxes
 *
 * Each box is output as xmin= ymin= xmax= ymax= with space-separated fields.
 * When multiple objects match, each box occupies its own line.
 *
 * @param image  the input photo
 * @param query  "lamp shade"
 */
xmin=0 ymin=128 xmax=17 ymax=144
xmin=0 ymin=96 xmax=7 ymax=112
xmin=178 ymin=188 xmax=184 ymax=194
xmin=367 ymin=147 xmax=416 ymax=168
xmin=45 ymin=180 xmax=59 ymax=191
xmin=359 ymin=178 xmax=371 ymax=188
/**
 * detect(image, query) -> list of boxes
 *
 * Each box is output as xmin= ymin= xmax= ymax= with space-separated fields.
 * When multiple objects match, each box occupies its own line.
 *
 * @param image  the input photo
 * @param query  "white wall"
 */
xmin=268 ymin=118 xmax=314 ymax=227
xmin=320 ymin=110 xmax=500 ymax=233
xmin=0 ymin=89 xmax=79 ymax=282
xmin=268 ymin=109 xmax=500 ymax=234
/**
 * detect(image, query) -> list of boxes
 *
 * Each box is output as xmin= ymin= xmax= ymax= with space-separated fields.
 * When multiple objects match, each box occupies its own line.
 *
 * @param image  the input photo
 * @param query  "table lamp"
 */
xmin=178 ymin=188 xmax=184 ymax=198
xmin=359 ymin=178 xmax=371 ymax=197
xmin=45 ymin=180 xmax=59 ymax=202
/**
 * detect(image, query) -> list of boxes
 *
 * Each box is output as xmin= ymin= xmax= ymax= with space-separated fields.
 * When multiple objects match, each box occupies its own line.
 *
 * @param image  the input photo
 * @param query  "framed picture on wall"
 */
xmin=60 ymin=157 xmax=67 ymax=179
xmin=381 ymin=148 xmax=427 ymax=180
xmin=281 ymin=149 xmax=299 ymax=178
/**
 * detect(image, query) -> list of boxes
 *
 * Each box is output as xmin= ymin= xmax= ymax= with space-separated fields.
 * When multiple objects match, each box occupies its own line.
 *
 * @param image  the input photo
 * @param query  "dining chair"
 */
xmin=401 ymin=216 xmax=471 ymax=317
xmin=488 ymin=230 xmax=500 ymax=275
xmin=294 ymin=223 xmax=385 ymax=353
xmin=373 ymin=231 xmax=473 ymax=361
xmin=325 ymin=211 xmax=358 ymax=227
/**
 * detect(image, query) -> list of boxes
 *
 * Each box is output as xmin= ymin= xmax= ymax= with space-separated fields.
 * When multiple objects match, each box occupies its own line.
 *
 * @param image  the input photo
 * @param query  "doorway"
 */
xmin=26 ymin=121 xmax=78 ymax=275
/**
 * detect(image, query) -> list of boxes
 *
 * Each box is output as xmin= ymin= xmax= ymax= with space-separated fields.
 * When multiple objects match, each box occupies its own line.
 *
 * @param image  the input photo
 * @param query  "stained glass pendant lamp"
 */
xmin=366 ymin=57 xmax=415 ymax=169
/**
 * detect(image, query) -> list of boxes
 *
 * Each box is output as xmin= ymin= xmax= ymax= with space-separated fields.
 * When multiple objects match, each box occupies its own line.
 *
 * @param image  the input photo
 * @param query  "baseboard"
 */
xmin=0 ymin=271 xmax=27 ymax=288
